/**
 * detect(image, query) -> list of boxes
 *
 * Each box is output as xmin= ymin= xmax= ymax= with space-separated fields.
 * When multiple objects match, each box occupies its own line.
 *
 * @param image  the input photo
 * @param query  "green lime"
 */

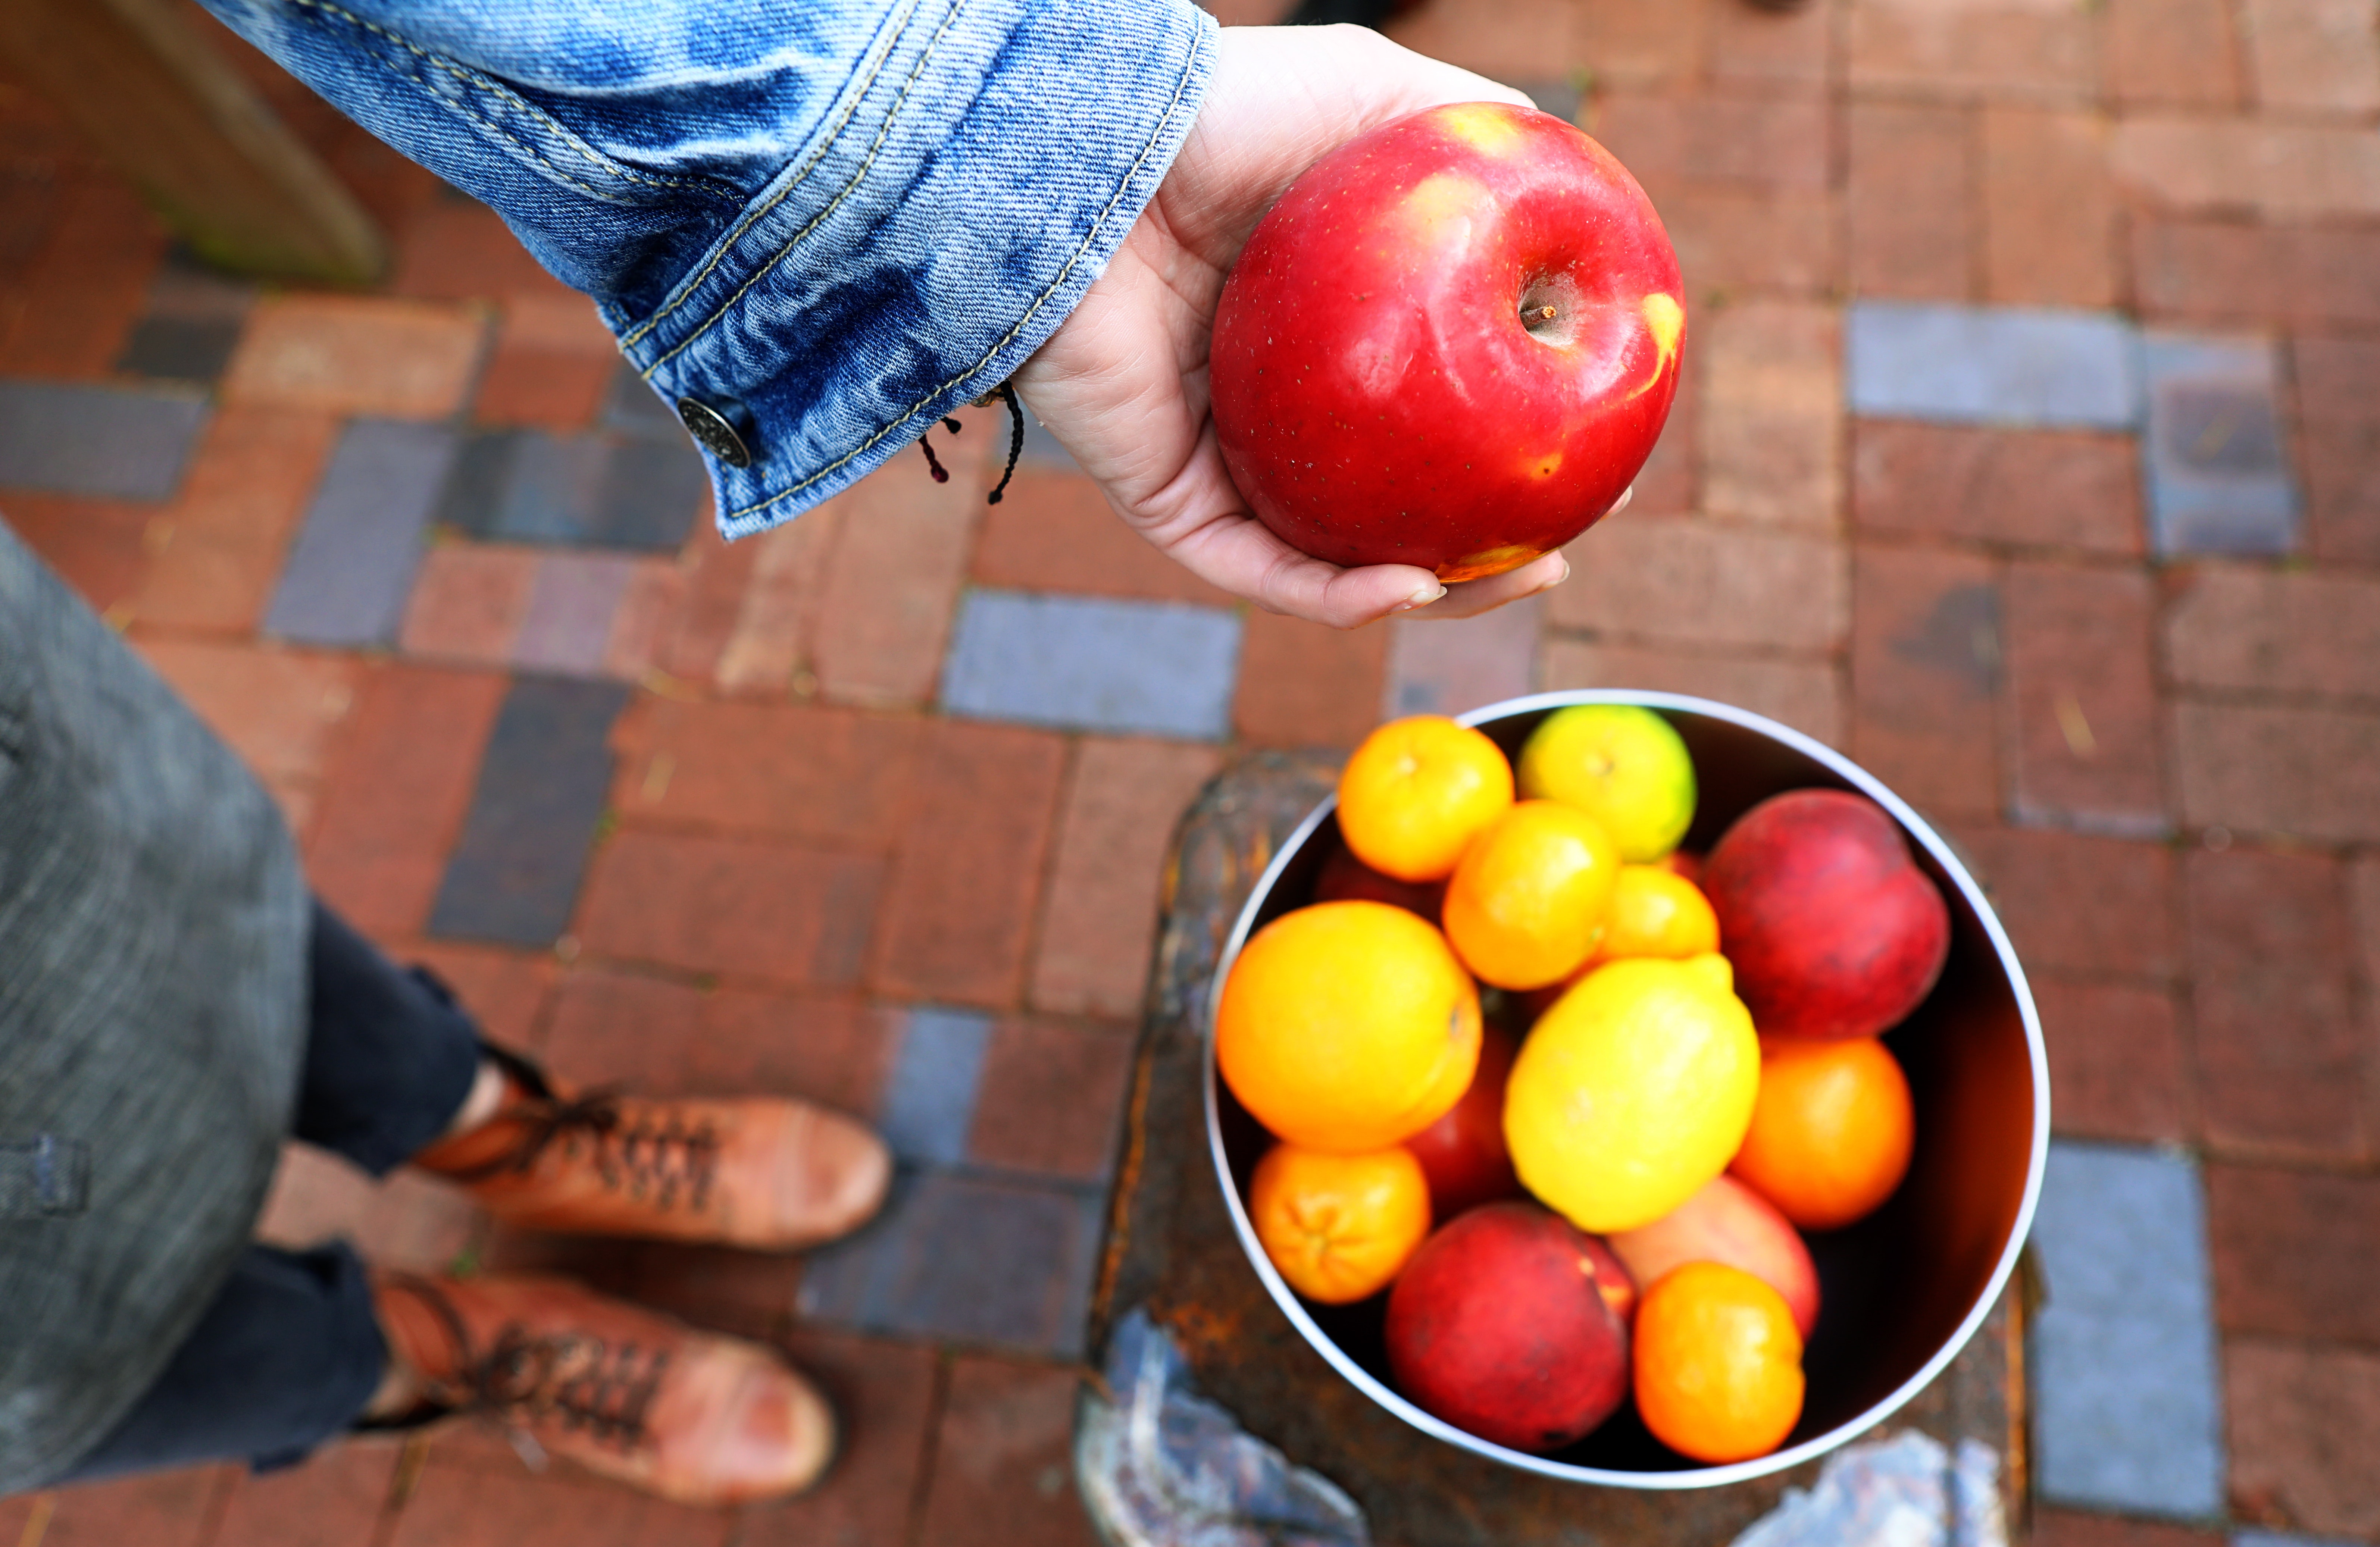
xmin=1516 ymin=704 xmax=1695 ymax=863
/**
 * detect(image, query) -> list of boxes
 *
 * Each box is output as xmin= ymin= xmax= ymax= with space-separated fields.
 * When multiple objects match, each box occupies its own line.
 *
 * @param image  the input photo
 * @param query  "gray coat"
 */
xmin=0 ymin=519 xmax=307 ymax=1492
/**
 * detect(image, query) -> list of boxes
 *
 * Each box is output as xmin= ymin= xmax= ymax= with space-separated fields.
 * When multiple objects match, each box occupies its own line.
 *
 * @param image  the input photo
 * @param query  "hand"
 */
xmin=1013 ymin=25 xmax=1576 ymax=630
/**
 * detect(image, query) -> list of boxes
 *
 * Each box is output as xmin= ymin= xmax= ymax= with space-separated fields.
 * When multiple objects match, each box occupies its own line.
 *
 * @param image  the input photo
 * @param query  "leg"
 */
xmin=299 ymin=892 xmax=888 ymax=1248
xmin=57 ymin=1243 xmax=385 ymax=1483
xmin=54 ymin=1242 xmax=838 ymax=1505
xmin=295 ymin=900 xmax=489 ymax=1177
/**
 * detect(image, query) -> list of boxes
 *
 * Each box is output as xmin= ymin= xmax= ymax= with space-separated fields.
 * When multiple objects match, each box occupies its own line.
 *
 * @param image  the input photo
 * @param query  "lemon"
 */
xmin=1516 ymin=704 xmax=1696 ymax=863
xmin=1502 ymin=953 xmax=1759 ymax=1233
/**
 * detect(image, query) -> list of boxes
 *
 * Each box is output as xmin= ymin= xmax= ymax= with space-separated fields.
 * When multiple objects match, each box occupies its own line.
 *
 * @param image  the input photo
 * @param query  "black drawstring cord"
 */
xmin=916 ymin=414 xmax=964 ymax=483
xmin=916 ymin=384 xmax=1026 ymax=504
xmin=987 ymin=381 xmax=1024 ymax=506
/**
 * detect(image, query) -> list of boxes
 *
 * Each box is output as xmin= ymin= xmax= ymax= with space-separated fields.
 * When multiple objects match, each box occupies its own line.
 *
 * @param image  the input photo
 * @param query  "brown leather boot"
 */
xmin=413 ymin=1046 xmax=891 ymax=1251
xmin=373 ymin=1272 xmax=835 ymax=1505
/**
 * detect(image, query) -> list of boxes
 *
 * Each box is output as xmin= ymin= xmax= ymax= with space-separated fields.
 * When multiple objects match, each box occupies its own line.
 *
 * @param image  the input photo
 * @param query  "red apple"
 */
xmin=1606 ymin=1174 xmax=1820 ymax=1338
xmin=1704 ymin=790 xmax=1950 ymax=1040
xmin=1384 ymin=1202 xmax=1633 ymax=1452
xmin=1402 ymin=1023 xmax=1523 ymax=1217
xmin=1210 ymin=102 xmax=1684 ymax=582
xmin=1314 ymin=842 xmax=1447 ymax=921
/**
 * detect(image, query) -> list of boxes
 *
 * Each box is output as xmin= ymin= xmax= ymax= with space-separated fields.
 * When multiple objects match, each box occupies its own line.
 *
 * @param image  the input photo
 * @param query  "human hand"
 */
xmin=1013 ymin=25 xmax=1582 ymax=630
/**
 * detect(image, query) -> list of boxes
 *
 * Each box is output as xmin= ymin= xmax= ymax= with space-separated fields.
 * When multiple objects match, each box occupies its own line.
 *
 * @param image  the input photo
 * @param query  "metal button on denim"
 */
xmin=676 ymin=397 xmax=753 ymax=468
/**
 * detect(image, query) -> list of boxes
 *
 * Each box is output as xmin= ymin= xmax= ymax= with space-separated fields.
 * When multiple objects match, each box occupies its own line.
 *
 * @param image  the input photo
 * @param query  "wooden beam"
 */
xmin=0 ymin=0 xmax=384 ymax=285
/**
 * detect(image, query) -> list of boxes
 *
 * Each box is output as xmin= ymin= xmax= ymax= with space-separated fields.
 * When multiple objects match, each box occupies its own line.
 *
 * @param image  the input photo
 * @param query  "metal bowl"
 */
xmin=1202 ymin=690 xmax=2048 ymax=1488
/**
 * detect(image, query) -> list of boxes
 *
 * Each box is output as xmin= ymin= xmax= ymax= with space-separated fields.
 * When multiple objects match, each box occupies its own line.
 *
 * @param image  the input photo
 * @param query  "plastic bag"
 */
xmin=1730 ymin=1429 xmax=2008 ymax=1547
xmin=1075 ymin=1309 xmax=1372 ymax=1547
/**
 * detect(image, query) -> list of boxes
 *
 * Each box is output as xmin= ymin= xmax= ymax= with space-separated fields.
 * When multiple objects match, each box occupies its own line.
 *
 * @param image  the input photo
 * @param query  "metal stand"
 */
xmin=1082 ymin=753 xmax=2032 ymax=1546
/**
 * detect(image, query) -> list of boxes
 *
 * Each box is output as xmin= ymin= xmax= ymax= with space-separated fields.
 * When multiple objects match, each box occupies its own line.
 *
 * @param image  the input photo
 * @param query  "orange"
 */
xmin=1589 ymin=864 xmax=1720 ymax=964
xmin=1216 ymin=900 xmax=1482 ymax=1151
xmin=1633 ymin=1261 xmax=1805 ymax=1464
xmin=1729 ymin=1035 xmax=1915 ymax=1231
xmin=1337 ymin=717 xmax=1514 ymax=883
xmin=1250 ymin=1142 xmax=1432 ymax=1303
xmin=1441 ymin=801 xmax=1620 ymax=990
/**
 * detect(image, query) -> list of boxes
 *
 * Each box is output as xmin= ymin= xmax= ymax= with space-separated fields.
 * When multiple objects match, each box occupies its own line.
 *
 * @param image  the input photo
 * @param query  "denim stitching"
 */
xmin=619 ymin=0 xmax=926 ymax=353
xmin=639 ymin=0 xmax=968 ymax=378
xmin=284 ymin=0 xmax=741 ymax=202
xmin=723 ymin=24 xmax=1203 ymax=522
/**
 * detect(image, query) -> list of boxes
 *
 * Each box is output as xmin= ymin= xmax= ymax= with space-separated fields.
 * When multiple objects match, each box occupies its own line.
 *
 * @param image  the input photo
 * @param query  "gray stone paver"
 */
xmin=875 ymin=1007 xmax=994 ymax=1167
xmin=941 ymin=588 xmax=1242 ymax=740
xmin=1847 ymin=303 xmax=2139 ymax=430
xmin=2142 ymin=333 xmax=2300 ymax=557
xmin=2031 ymin=1140 xmax=2227 ymax=1518
xmin=263 ymin=419 xmax=454 ymax=646
xmin=0 ymin=380 xmax=210 ymax=500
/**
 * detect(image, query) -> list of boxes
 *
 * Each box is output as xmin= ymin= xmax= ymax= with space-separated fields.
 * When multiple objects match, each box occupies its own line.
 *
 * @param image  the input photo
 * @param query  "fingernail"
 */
xmin=1395 ymin=582 xmax=1446 ymax=613
xmin=1542 ymin=555 xmax=1572 ymax=590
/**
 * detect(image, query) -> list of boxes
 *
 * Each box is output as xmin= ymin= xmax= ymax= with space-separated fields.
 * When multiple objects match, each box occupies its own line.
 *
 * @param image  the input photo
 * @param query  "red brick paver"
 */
xmin=133 ymin=406 xmax=342 ymax=635
xmin=8 ymin=0 xmax=2380 ymax=1536
xmin=968 ymin=1017 xmax=1138 ymax=1180
xmin=36 ymin=1468 xmax=228 ymax=1547
xmin=2031 ymin=1509 xmax=2227 ymax=1547
xmin=208 ymin=1429 xmax=398 ymax=1547
xmin=2225 ymin=1337 xmax=2380 ymax=1538
xmin=911 ymin=1359 xmax=1102 ymax=1547
xmin=305 ymin=663 xmax=510 ymax=937
xmin=223 ymin=294 xmax=485 ymax=420
xmin=1032 ymin=736 xmax=1225 ymax=1018
xmin=575 ymin=830 xmax=884 ymax=987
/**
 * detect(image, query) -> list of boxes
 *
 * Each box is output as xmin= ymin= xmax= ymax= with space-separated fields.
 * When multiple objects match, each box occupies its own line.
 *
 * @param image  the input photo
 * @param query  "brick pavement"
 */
xmin=3 ymin=0 xmax=2379 ymax=1541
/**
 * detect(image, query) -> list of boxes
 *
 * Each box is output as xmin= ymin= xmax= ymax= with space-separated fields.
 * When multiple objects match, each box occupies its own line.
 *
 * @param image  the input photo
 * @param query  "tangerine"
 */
xmin=1216 ymin=901 xmax=1482 ymax=1152
xmin=1633 ymin=1261 xmax=1805 ymax=1464
xmin=1590 ymin=864 xmax=1720 ymax=964
xmin=1250 ymin=1142 xmax=1432 ymax=1303
xmin=1441 ymin=801 xmax=1620 ymax=990
xmin=1337 ymin=717 xmax=1514 ymax=883
xmin=1729 ymin=1035 xmax=1915 ymax=1231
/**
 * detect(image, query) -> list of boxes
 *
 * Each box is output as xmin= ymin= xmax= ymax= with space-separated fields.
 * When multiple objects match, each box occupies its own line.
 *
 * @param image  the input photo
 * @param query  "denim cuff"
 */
xmin=624 ymin=0 xmax=1217 ymax=537
xmin=194 ymin=0 xmax=1217 ymax=540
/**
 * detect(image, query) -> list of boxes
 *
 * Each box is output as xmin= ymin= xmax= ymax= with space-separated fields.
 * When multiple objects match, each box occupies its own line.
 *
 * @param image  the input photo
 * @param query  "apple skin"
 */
xmin=1703 ymin=790 xmax=1950 ymax=1040
xmin=1210 ymin=102 xmax=1684 ymax=582
xmin=1384 ymin=1201 xmax=1634 ymax=1452
xmin=1402 ymin=1023 xmax=1523 ymax=1218
xmin=1606 ymin=1174 xmax=1820 ymax=1339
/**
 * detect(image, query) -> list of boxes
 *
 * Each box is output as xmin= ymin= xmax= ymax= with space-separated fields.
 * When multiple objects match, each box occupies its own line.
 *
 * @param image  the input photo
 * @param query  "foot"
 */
xmin=413 ymin=1047 xmax=891 ymax=1252
xmin=373 ymin=1272 xmax=835 ymax=1505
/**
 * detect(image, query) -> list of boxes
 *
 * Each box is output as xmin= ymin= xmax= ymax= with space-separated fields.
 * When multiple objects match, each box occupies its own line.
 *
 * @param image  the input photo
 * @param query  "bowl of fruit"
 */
xmin=1203 ymin=690 xmax=2047 ymax=1487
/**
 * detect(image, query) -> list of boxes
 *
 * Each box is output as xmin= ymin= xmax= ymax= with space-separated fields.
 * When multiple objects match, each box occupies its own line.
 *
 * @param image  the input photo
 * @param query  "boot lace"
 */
xmin=447 ymin=1090 xmax=723 ymax=1215
xmin=390 ymin=1276 xmax=669 ymax=1452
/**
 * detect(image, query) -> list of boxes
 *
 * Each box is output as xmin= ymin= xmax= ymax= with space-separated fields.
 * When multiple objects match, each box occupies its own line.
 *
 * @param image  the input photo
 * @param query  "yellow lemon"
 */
xmin=1503 ymin=953 xmax=1759 ymax=1233
xmin=1516 ymin=704 xmax=1696 ymax=863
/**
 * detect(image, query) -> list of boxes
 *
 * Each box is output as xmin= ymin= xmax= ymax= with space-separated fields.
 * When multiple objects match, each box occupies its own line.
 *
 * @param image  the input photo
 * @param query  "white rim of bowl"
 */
xmin=1198 ymin=689 xmax=2052 ymax=1489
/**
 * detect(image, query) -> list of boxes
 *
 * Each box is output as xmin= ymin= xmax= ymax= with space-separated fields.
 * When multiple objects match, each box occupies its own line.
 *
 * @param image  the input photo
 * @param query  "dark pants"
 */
xmin=59 ymin=904 xmax=484 ymax=1483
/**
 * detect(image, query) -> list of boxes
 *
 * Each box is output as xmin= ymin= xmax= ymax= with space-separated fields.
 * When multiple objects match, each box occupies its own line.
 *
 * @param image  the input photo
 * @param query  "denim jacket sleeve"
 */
xmin=193 ymin=0 xmax=1217 ymax=536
